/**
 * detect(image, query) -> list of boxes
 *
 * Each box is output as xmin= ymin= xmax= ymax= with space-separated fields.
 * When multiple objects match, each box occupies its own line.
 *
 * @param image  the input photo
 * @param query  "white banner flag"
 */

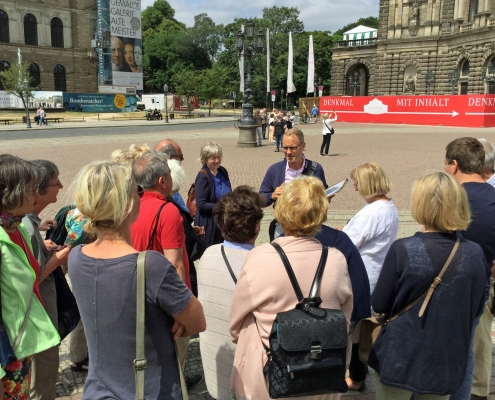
xmin=266 ymin=28 xmax=270 ymax=93
xmin=239 ymin=24 xmax=244 ymax=93
xmin=307 ymin=35 xmax=314 ymax=94
xmin=287 ymin=32 xmax=296 ymax=93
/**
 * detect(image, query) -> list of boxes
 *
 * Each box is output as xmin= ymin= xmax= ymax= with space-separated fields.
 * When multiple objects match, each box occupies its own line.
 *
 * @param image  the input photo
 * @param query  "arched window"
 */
xmin=24 ymin=14 xmax=37 ymax=46
xmin=53 ymin=64 xmax=66 ymax=91
xmin=0 ymin=61 xmax=10 ymax=91
xmin=0 ymin=10 xmax=9 ymax=43
xmin=50 ymin=17 xmax=64 ymax=48
xmin=29 ymin=63 xmax=40 ymax=88
xmin=462 ymin=60 xmax=470 ymax=76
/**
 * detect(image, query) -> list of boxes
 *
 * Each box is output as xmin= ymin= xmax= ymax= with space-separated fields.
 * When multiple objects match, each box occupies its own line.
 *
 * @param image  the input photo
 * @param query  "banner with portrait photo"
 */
xmin=109 ymin=0 xmax=143 ymax=90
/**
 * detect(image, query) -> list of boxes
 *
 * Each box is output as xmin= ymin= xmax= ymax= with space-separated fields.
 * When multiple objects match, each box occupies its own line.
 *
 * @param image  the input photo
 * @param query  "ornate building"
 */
xmin=330 ymin=0 xmax=495 ymax=96
xmin=0 ymin=0 xmax=98 ymax=93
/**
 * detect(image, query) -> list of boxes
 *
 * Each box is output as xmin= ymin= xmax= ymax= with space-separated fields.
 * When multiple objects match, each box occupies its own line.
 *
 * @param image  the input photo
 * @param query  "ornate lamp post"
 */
xmin=448 ymin=67 xmax=460 ymax=95
xmin=236 ymin=19 xmax=265 ymax=147
xmin=425 ymin=69 xmax=435 ymax=95
xmin=163 ymin=83 xmax=169 ymax=123
xmin=314 ymin=75 xmax=321 ymax=97
xmin=23 ymin=78 xmax=31 ymax=128
xmin=349 ymin=71 xmax=362 ymax=96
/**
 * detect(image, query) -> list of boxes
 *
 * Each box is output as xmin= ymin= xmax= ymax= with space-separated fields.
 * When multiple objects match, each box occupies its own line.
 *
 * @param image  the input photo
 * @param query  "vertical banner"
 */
xmin=287 ymin=32 xmax=296 ymax=93
xmin=239 ymin=24 xmax=245 ymax=93
xmin=108 ymin=0 xmax=143 ymax=90
xmin=307 ymin=35 xmax=314 ymax=94
xmin=266 ymin=28 xmax=270 ymax=94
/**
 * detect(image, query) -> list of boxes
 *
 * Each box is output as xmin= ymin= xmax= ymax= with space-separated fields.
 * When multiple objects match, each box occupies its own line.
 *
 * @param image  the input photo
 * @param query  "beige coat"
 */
xmin=229 ymin=236 xmax=353 ymax=400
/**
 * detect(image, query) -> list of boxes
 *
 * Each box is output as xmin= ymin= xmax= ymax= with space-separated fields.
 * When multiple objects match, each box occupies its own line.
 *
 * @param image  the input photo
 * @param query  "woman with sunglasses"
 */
xmin=68 ymin=161 xmax=205 ymax=399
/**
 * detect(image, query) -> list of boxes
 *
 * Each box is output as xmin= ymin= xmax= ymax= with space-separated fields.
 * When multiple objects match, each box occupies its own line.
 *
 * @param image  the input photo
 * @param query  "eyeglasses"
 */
xmin=137 ymin=185 xmax=144 ymax=198
xmin=29 ymin=186 xmax=39 ymax=196
xmin=282 ymin=143 xmax=302 ymax=152
xmin=47 ymin=180 xmax=63 ymax=188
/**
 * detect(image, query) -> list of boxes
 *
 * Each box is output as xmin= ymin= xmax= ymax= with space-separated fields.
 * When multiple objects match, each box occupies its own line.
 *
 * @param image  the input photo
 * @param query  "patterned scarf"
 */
xmin=0 ymin=211 xmax=24 ymax=231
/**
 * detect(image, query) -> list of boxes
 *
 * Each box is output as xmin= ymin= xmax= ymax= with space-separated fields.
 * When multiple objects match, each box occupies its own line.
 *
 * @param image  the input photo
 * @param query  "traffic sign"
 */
xmin=271 ymin=90 xmax=276 ymax=95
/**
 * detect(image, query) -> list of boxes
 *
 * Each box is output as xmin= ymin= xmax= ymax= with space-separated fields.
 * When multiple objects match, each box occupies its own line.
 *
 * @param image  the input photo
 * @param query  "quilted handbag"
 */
xmin=263 ymin=243 xmax=348 ymax=398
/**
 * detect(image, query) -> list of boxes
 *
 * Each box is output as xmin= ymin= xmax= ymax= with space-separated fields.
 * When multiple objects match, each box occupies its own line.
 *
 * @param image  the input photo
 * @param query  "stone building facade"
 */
xmin=330 ymin=0 xmax=495 ymax=96
xmin=0 ymin=0 xmax=98 ymax=93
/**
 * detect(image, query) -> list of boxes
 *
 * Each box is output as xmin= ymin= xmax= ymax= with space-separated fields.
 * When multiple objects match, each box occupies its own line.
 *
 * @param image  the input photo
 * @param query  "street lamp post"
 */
xmin=236 ymin=18 xmax=265 ymax=147
xmin=448 ymin=67 xmax=460 ymax=95
xmin=349 ymin=71 xmax=362 ymax=96
xmin=281 ymin=88 xmax=284 ymax=112
xmin=425 ymin=69 xmax=435 ymax=95
xmin=23 ymin=78 xmax=31 ymax=128
xmin=163 ymin=83 xmax=169 ymax=123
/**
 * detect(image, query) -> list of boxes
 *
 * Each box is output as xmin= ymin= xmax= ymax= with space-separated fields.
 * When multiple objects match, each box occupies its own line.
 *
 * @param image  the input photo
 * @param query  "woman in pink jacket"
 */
xmin=229 ymin=176 xmax=354 ymax=400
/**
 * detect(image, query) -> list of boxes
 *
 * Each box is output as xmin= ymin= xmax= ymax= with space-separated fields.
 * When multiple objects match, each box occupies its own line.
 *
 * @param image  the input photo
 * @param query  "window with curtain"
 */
xmin=50 ymin=18 xmax=64 ymax=48
xmin=24 ymin=14 xmax=38 ymax=46
xmin=29 ymin=63 xmax=41 ymax=88
xmin=0 ymin=61 xmax=10 ymax=90
xmin=0 ymin=10 xmax=9 ymax=43
xmin=53 ymin=64 xmax=66 ymax=91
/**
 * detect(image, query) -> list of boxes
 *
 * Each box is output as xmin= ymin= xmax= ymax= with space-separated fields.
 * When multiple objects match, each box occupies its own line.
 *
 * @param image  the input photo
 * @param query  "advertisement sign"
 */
xmin=103 ymin=0 xmax=143 ymax=90
xmin=62 ymin=93 xmax=137 ymax=112
xmin=319 ymin=95 xmax=495 ymax=128
xmin=0 ymin=91 xmax=22 ymax=108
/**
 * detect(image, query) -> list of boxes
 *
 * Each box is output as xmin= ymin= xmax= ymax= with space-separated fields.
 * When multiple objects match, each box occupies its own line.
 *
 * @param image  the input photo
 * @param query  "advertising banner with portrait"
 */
xmin=62 ymin=93 xmax=138 ymax=112
xmin=108 ymin=0 xmax=143 ymax=90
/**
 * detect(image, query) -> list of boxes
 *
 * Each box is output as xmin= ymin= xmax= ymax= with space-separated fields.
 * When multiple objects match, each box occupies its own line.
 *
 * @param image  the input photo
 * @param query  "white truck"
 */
xmin=137 ymin=94 xmax=174 ymax=111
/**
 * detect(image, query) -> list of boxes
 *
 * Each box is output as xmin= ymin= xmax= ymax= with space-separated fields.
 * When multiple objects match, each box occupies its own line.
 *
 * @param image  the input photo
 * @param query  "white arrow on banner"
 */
xmin=337 ymin=110 xmax=459 ymax=117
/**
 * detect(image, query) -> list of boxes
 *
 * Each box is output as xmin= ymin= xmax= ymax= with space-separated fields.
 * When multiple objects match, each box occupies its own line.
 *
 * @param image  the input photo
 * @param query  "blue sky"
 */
xmin=140 ymin=0 xmax=380 ymax=33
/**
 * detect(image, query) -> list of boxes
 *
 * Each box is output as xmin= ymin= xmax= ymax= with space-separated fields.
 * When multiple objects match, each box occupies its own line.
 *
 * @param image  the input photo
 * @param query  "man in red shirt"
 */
xmin=131 ymin=153 xmax=203 ymax=389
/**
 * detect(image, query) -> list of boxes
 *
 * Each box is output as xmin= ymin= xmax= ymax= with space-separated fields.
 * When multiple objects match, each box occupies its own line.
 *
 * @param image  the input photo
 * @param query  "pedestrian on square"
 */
xmin=39 ymin=107 xmax=45 ymax=126
xmin=271 ymin=114 xmax=286 ymax=152
xmin=261 ymin=108 xmax=267 ymax=139
xmin=68 ymin=161 xmax=206 ymax=399
xmin=369 ymin=171 xmax=487 ymax=400
xmin=312 ymin=103 xmax=318 ymax=123
xmin=198 ymin=186 xmax=264 ymax=400
xmin=194 ymin=142 xmax=232 ymax=250
xmin=0 ymin=155 xmax=61 ymax=399
xmin=320 ymin=110 xmax=337 ymax=157
xmin=290 ymin=110 xmax=296 ymax=126
xmin=254 ymin=110 xmax=263 ymax=146
xmin=268 ymin=113 xmax=275 ymax=142
xmin=229 ymin=176 xmax=353 ymax=400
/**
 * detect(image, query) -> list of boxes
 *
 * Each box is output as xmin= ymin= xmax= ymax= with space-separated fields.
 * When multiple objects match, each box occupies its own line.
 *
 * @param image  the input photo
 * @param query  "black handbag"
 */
xmin=53 ymin=266 xmax=80 ymax=340
xmin=263 ymin=243 xmax=348 ymax=398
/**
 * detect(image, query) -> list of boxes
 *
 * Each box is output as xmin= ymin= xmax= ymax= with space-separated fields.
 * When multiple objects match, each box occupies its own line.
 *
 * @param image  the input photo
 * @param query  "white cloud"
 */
xmin=140 ymin=0 xmax=380 ymax=33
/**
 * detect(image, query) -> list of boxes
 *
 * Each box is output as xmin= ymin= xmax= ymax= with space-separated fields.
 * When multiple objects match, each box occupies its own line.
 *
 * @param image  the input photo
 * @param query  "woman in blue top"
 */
xmin=194 ymin=142 xmax=232 ymax=249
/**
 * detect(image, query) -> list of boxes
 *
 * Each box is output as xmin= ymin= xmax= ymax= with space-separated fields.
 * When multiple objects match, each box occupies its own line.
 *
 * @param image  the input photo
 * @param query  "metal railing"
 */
xmin=334 ymin=38 xmax=377 ymax=48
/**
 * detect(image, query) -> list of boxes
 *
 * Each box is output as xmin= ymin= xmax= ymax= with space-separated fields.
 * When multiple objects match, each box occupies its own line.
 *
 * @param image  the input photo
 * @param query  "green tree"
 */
xmin=188 ymin=13 xmax=224 ymax=61
xmin=173 ymin=69 xmax=201 ymax=115
xmin=0 ymin=62 xmax=37 ymax=109
xmin=141 ymin=0 xmax=183 ymax=32
xmin=198 ymin=64 xmax=231 ymax=116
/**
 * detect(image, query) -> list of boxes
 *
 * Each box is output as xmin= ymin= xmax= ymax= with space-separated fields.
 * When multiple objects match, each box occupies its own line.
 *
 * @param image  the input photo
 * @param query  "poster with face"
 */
xmin=106 ymin=0 xmax=143 ymax=90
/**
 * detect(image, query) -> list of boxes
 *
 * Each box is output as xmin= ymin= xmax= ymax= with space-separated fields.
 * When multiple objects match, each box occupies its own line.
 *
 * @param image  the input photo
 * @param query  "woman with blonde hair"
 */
xmin=110 ymin=143 xmax=151 ymax=165
xmin=369 ymin=172 xmax=487 ymax=399
xmin=68 ymin=161 xmax=206 ymax=399
xmin=230 ymin=176 xmax=353 ymax=399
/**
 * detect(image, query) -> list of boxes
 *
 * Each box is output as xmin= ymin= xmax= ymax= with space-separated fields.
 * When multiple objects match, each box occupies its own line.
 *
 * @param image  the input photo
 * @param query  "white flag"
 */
xmin=239 ymin=24 xmax=244 ymax=93
xmin=266 ymin=28 xmax=270 ymax=93
xmin=287 ymin=32 xmax=296 ymax=93
xmin=306 ymin=35 xmax=314 ymax=94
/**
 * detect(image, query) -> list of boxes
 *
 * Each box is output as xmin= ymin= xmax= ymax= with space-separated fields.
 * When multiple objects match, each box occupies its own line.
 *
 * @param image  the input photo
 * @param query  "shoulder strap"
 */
xmin=134 ymin=251 xmax=147 ymax=400
xmin=302 ymin=160 xmax=318 ymax=177
xmin=271 ymin=243 xmax=304 ymax=302
xmin=147 ymin=203 xmax=167 ymax=250
xmin=221 ymin=245 xmax=237 ymax=284
xmin=309 ymin=246 xmax=328 ymax=298
xmin=323 ymin=121 xmax=332 ymax=132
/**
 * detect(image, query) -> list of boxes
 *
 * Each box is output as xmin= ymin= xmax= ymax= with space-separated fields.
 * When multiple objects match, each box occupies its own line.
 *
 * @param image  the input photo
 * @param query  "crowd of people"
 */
xmin=0 ymin=129 xmax=494 ymax=400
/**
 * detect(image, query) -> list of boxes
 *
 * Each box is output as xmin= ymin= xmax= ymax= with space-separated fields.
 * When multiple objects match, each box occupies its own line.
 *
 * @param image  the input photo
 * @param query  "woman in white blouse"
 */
xmin=342 ymin=162 xmax=399 ymax=391
xmin=320 ymin=110 xmax=337 ymax=157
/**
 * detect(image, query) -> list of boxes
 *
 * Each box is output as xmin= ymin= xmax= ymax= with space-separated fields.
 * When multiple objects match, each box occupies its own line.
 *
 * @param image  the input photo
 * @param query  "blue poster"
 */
xmin=62 ymin=93 xmax=137 ymax=112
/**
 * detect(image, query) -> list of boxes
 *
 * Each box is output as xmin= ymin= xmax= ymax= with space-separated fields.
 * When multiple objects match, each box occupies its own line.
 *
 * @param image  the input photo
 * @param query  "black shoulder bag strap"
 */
xmin=302 ymin=159 xmax=318 ymax=177
xmin=146 ymin=203 xmax=166 ymax=250
xmin=271 ymin=243 xmax=328 ymax=301
xmin=220 ymin=245 xmax=237 ymax=284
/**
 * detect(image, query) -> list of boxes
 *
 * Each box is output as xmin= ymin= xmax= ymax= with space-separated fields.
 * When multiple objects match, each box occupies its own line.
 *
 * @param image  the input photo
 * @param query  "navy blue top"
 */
xmin=369 ymin=232 xmax=487 ymax=395
xmin=315 ymin=225 xmax=371 ymax=323
xmin=260 ymin=159 xmax=328 ymax=206
xmin=213 ymin=171 xmax=232 ymax=202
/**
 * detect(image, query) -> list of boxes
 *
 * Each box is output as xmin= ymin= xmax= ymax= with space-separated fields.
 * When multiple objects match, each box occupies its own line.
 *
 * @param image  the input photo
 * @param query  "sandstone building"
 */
xmin=0 ymin=0 xmax=97 ymax=93
xmin=330 ymin=0 xmax=495 ymax=96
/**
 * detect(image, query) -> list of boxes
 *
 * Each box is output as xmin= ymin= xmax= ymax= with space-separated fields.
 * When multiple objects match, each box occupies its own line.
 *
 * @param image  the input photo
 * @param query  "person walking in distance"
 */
xmin=320 ymin=110 xmax=337 ymax=157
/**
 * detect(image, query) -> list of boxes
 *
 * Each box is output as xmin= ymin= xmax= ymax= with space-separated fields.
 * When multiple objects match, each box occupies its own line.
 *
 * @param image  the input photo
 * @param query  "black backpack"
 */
xmin=263 ymin=243 xmax=348 ymax=398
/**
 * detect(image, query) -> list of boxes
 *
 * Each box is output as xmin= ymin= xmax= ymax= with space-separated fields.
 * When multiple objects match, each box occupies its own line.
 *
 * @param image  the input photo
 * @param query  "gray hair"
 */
xmin=133 ymin=153 xmax=170 ymax=189
xmin=0 ymin=154 xmax=38 ymax=212
xmin=200 ymin=142 xmax=222 ymax=165
xmin=284 ymin=127 xmax=305 ymax=144
xmin=30 ymin=160 xmax=59 ymax=195
xmin=478 ymin=138 xmax=495 ymax=172
xmin=156 ymin=143 xmax=177 ymax=158
xmin=167 ymin=159 xmax=186 ymax=192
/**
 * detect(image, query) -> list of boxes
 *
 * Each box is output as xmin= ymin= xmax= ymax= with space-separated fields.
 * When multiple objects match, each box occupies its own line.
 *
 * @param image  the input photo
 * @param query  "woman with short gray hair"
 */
xmin=194 ymin=142 xmax=232 ymax=249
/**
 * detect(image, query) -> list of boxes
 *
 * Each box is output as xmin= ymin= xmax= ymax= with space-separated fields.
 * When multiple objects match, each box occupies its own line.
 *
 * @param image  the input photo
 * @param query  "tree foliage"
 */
xmin=198 ymin=64 xmax=231 ymax=116
xmin=188 ymin=13 xmax=224 ymax=61
xmin=0 ymin=62 xmax=37 ymax=108
xmin=173 ymin=69 xmax=202 ymax=115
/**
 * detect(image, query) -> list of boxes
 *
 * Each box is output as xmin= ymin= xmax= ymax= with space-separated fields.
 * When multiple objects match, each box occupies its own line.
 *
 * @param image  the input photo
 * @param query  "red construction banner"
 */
xmin=319 ymin=95 xmax=495 ymax=128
